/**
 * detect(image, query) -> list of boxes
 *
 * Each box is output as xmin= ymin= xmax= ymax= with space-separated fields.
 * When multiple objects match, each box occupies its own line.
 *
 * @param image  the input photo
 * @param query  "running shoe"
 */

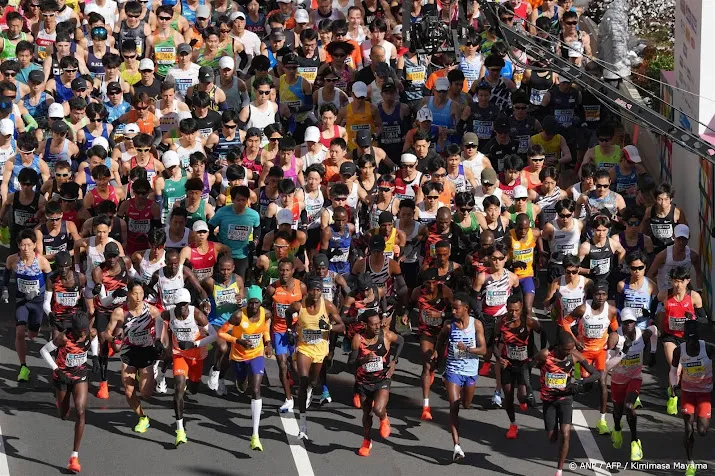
xmin=358 ymin=439 xmax=372 ymax=457
xmin=236 ymin=379 xmax=246 ymax=395
xmin=250 ymin=435 xmax=263 ymax=451
xmin=519 ymin=402 xmax=528 ymax=412
xmin=175 ymin=429 xmax=187 ymax=446
xmin=67 ymin=456 xmax=81 ymax=473
xmin=17 ymin=365 xmax=30 ymax=382
xmin=634 ymin=396 xmax=642 ymax=409
xmin=505 ymin=424 xmax=518 ymax=439
xmin=155 ymin=375 xmax=167 ymax=394
xmin=208 ymin=368 xmax=220 ymax=391
xmin=492 ymin=391 xmax=503 ymax=408
xmin=353 ymin=393 xmax=362 ymax=409
xmin=298 ymin=423 xmax=309 ymax=440
xmin=453 ymin=444 xmax=465 ymax=461
xmin=526 ymin=393 xmax=537 ymax=408
xmin=685 ymin=463 xmax=696 ymax=476
xmin=279 ymin=398 xmax=294 ymax=413
xmin=134 ymin=416 xmax=150 ymax=433
xmin=320 ymin=390 xmax=332 ymax=405
xmin=96 ymin=381 xmax=109 ymax=399
xmin=421 ymin=406 xmax=432 ymax=421
xmin=596 ymin=419 xmax=611 ymax=435
xmin=306 ymin=387 xmax=313 ymax=409
xmin=630 ymin=440 xmax=643 ymax=461
xmin=611 ymin=429 xmax=623 ymax=449
xmin=666 ymin=396 xmax=678 ymax=416
xmin=479 ymin=361 xmax=492 ymax=377
xmin=216 ymin=379 xmax=227 ymax=396
xmin=379 ymin=417 xmax=391 ymax=439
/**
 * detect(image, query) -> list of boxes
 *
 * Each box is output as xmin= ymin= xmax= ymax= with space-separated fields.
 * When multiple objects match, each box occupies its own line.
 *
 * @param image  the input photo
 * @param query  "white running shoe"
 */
xmin=306 ymin=387 xmax=313 ymax=409
xmin=453 ymin=444 xmax=465 ymax=461
xmin=492 ymin=391 xmax=503 ymax=408
xmin=208 ymin=368 xmax=220 ymax=391
xmin=216 ymin=379 xmax=227 ymax=396
xmin=279 ymin=398 xmax=294 ymax=413
xmin=155 ymin=374 xmax=167 ymax=394
xmin=298 ymin=423 xmax=309 ymax=440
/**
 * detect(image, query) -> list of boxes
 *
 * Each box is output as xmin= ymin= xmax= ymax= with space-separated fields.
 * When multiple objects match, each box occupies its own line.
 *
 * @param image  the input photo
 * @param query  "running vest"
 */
xmin=621 ymin=278 xmax=651 ymax=320
xmin=16 ymin=255 xmax=45 ymax=301
xmin=327 ymin=226 xmax=351 ymax=275
xmin=481 ymin=271 xmax=512 ymax=317
xmin=210 ymin=276 xmax=242 ymax=326
xmin=50 ymin=271 xmax=82 ymax=321
xmin=509 ymin=228 xmax=536 ymax=279
xmin=41 ymin=221 xmax=72 ymax=258
xmin=530 ymin=133 xmax=561 ymax=163
xmin=212 ymin=131 xmax=242 ymax=167
xmin=548 ymin=86 xmax=578 ymax=128
xmin=593 ymin=145 xmax=620 ymax=170
xmin=188 ymin=242 xmax=215 ymax=282
xmin=121 ymin=302 xmax=155 ymax=348
xmin=663 ymin=291 xmax=696 ymax=338
xmin=509 ymin=115 xmax=538 ymax=156
xmin=153 ymin=32 xmax=177 ymax=78
xmin=118 ymin=19 xmax=146 ymax=55
xmin=158 ymin=266 xmax=185 ymax=310
xmin=649 ymin=206 xmax=676 ymax=252
xmin=679 ymin=340 xmax=713 ymax=393
xmin=164 ymin=226 xmax=191 ymax=251
xmin=499 ymin=320 xmax=530 ymax=364
xmin=549 ymin=220 xmax=580 ymax=263
xmin=611 ymin=327 xmax=646 ymax=384
xmin=378 ymin=102 xmax=403 ymax=158
xmin=125 ymin=198 xmax=153 ymax=254
xmin=540 ymin=349 xmax=573 ymax=402
xmin=304 ymin=189 xmax=324 ymax=230
xmin=587 ymin=238 xmax=613 ymax=282
xmin=271 ymin=280 xmax=302 ymax=333
xmin=402 ymin=54 xmax=427 ymax=102
xmin=355 ymin=329 xmax=390 ymax=384
xmin=656 ymin=246 xmax=691 ymax=292
xmin=296 ymin=298 xmax=330 ymax=356
xmin=445 ymin=316 xmax=480 ymax=376
xmin=345 ymin=102 xmax=375 ymax=151
xmin=558 ymin=275 xmax=586 ymax=320
xmin=169 ymin=305 xmax=207 ymax=360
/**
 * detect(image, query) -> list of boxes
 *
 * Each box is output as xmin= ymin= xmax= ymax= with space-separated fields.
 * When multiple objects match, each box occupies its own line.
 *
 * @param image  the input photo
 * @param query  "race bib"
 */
xmin=584 ymin=323 xmax=604 ymax=339
xmin=155 ymin=46 xmax=176 ymax=64
xmin=669 ymin=316 xmax=685 ymax=332
xmin=129 ymin=219 xmax=151 ymax=234
xmin=507 ymin=345 xmax=528 ymax=361
xmin=275 ymin=303 xmax=289 ymax=319
xmin=405 ymin=66 xmax=426 ymax=84
xmin=545 ymin=372 xmax=568 ymax=389
xmin=243 ymin=333 xmax=262 ymax=349
xmin=624 ymin=302 xmax=644 ymax=317
xmin=56 ymin=291 xmax=80 ymax=307
xmin=298 ymin=66 xmax=318 ymax=83
xmin=227 ymin=224 xmax=251 ymax=241
xmin=513 ymin=247 xmax=533 ymax=264
xmin=194 ymin=267 xmax=213 ymax=282
xmin=590 ymin=258 xmax=610 ymax=276
xmin=517 ymin=134 xmax=529 ymax=153
xmin=621 ymin=353 xmax=641 ymax=368
xmin=66 ymin=352 xmax=87 ymax=368
xmin=18 ymin=278 xmax=40 ymax=296
xmin=651 ymin=224 xmax=673 ymax=240
xmin=330 ymin=248 xmax=349 ymax=262
xmin=174 ymin=327 xmax=194 ymax=342
xmin=530 ymin=88 xmax=546 ymax=105
xmin=362 ymin=357 xmax=384 ymax=372
xmin=381 ymin=125 xmax=401 ymax=144
xmin=474 ymin=120 xmax=493 ymax=140
xmin=422 ymin=310 xmax=442 ymax=327
xmin=14 ymin=209 xmax=34 ymax=226
xmin=162 ymin=288 xmax=179 ymax=305
xmin=46 ymin=244 xmax=67 ymax=255
xmin=583 ymin=105 xmax=600 ymax=123
xmin=485 ymin=290 xmax=508 ymax=307
xmin=554 ymin=109 xmax=574 ymax=127
xmin=215 ymin=288 xmax=236 ymax=306
xmin=562 ymin=297 xmax=582 ymax=316
xmin=302 ymin=328 xmax=323 ymax=345
xmin=452 ymin=343 xmax=470 ymax=359
xmin=129 ymin=329 xmax=153 ymax=346
xmin=684 ymin=362 xmax=705 ymax=377
xmin=351 ymin=124 xmax=370 ymax=132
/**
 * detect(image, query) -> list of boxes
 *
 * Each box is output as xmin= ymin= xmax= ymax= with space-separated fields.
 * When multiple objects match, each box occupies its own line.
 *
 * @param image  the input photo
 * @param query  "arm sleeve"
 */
xmin=43 ymin=291 xmax=53 ymax=315
xmin=391 ymin=334 xmax=405 ymax=361
xmin=196 ymin=323 xmax=217 ymax=347
xmin=218 ymin=323 xmax=239 ymax=343
xmin=578 ymin=359 xmax=601 ymax=384
xmin=669 ymin=364 xmax=679 ymax=387
xmin=647 ymin=325 xmax=658 ymax=352
xmin=40 ymin=341 xmax=59 ymax=370
xmin=90 ymin=335 xmax=99 ymax=356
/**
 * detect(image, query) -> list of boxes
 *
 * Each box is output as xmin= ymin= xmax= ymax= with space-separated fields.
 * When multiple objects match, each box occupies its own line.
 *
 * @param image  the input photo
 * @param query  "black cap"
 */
xmin=28 ymin=69 xmax=45 ymax=84
xmin=339 ymin=161 xmax=357 ymax=176
xmin=306 ymin=276 xmax=323 ymax=290
xmin=106 ymin=81 xmax=122 ymax=94
xmin=356 ymin=129 xmax=372 ymax=148
xmin=270 ymin=29 xmax=286 ymax=41
xmin=51 ymin=120 xmax=69 ymax=134
xmin=55 ymin=251 xmax=72 ymax=267
xmin=594 ymin=280 xmax=609 ymax=293
xmin=282 ymin=52 xmax=300 ymax=66
xmin=378 ymin=211 xmax=394 ymax=224
xmin=104 ymin=242 xmax=121 ymax=257
xmin=381 ymin=78 xmax=397 ymax=92
xmin=313 ymin=254 xmax=329 ymax=268
xmin=198 ymin=66 xmax=213 ymax=83
xmin=494 ymin=117 xmax=510 ymax=133
xmin=71 ymin=77 xmax=88 ymax=91
xmin=368 ymin=234 xmax=385 ymax=251
xmin=420 ymin=268 xmax=439 ymax=282
xmin=542 ymin=116 xmax=559 ymax=135
xmin=356 ymin=273 xmax=374 ymax=292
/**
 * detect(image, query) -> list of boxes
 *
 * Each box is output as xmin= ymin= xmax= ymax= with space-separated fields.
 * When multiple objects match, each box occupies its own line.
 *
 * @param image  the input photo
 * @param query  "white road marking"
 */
xmin=279 ymin=412 xmax=315 ymax=476
xmin=0 ymin=422 xmax=12 ymax=476
xmin=571 ymin=410 xmax=612 ymax=476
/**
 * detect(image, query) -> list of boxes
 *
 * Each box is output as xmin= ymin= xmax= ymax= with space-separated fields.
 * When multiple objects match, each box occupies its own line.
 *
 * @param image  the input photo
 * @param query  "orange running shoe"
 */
xmin=519 ymin=402 xmax=528 ymax=412
xmin=506 ymin=424 xmax=519 ymax=439
xmin=421 ymin=406 xmax=432 ymax=421
xmin=358 ymin=439 xmax=372 ymax=457
xmin=67 ymin=456 xmax=81 ymax=473
xmin=108 ymin=346 xmax=115 ymax=357
xmin=430 ymin=372 xmax=434 ymax=386
xmin=379 ymin=417 xmax=391 ymax=439
xmin=479 ymin=361 xmax=492 ymax=377
xmin=353 ymin=393 xmax=362 ymax=409
xmin=96 ymin=381 xmax=109 ymax=399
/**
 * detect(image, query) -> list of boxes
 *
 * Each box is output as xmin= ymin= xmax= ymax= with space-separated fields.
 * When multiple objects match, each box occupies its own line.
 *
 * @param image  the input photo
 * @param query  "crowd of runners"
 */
xmin=0 ymin=0 xmax=710 ymax=474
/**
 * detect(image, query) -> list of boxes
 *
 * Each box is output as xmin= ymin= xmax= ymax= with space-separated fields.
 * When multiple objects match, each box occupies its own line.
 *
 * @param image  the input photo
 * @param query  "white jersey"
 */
xmin=558 ymin=275 xmax=587 ymax=319
xmin=474 ymin=187 xmax=503 ymax=213
xmin=300 ymin=144 xmax=328 ymax=171
xmin=657 ymin=245 xmax=692 ymax=292
xmin=679 ymin=340 xmax=713 ymax=393
xmin=611 ymin=327 xmax=646 ymax=384
xmin=176 ymin=136 xmax=205 ymax=170
xmin=165 ymin=226 xmax=191 ymax=250
xmin=246 ymin=103 xmax=277 ymax=146
xmin=462 ymin=153 xmax=487 ymax=191
xmin=139 ymin=249 xmax=165 ymax=303
xmin=304 ymin=188 xmax=325 ymax=230
xmin=158 ymin=265 xmax=185 ymax=310
xmin=580 ymin=300 xmax=611 ymax=340
xmin=165 ymin=63 xmax=201 ymax=101
xmin=156 ymin=99 xmax=182 ymax=134
xmin=0 ymin=142 xmax=15 ymax=180
xmin=549 ymin=220 xmax=580 ymax=263
xmin=85 ymin=237 xmax=119 ymax=291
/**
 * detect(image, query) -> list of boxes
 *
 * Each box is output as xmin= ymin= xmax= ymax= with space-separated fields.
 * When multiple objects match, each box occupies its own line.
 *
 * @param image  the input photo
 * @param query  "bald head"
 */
xmin=480 ymin=230 xmax=495 ymax=246
xmin=437 ymin=206 xmax=452 ymax=220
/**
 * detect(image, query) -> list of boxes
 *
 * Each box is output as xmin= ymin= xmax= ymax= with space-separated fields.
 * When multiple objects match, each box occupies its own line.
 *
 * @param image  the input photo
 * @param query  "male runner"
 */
xmin=44 ymin=251 xmax=87 ymax=337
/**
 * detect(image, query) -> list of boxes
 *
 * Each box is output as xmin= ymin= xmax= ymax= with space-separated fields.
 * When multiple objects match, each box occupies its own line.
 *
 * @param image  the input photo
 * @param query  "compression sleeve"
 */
xmin=578 ymin=359 xmax=601 ymax=384
xmin=391 ymin=334 xmax=405 ymax=362
xmin=43 ymin=291 xmax=53 ymax=315
xmin=196 ymin=323 xmax=217 ymax=348
xmin=218 ymin=323 xmax=238 ymax=343
xmin=40 ymin=341 xmax=59 ymax=370
xmin=647 ymin=325 xmax=658 ymax=352
xmin=22 ymin=113 xmax=38 ymax=131
xmin=90 ymin=335 xmax=99 ymax=356
xmin=669 ymin=364 xmax=679 ymax=388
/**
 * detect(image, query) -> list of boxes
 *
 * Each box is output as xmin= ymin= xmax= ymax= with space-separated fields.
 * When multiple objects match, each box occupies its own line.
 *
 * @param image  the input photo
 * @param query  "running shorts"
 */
xmin=681 ymin=391 xmax=712 ymax=418
xmin=233 ymin=356 xmax=265 ymax=381
xmin=580 ymin=349 xmax=607 ymax=373
xmin=120 ymin=345 xmax=157 ymax=370
xmin=296 ymin=341 xmax=328 ymax=364
xmin=16 ymin=297 xmax=44 ymax=332
xmin=519 ymin=276 xmax=536 ymax=295
xmin=500 ymin=363 xmax=528 ymax=387
xmin=661 ymin=334 xmax=685 ymax=347
xmin=610 ymin=378 xmax=642 ymax=404
xmin=443 ymin=371 xmax=478 ymax=388
xmin=173 ymin=355 xmax=204 ymax=383
xmin=357 ymin=378 xmax=391 ymax=399
xmin=272 ymin=331 xmax=296 ymax=357
xmin=542 ymin=397 xmax=574 ymax=431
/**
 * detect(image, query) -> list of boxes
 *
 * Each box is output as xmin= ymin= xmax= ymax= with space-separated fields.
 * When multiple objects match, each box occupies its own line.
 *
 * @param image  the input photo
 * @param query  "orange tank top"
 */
xmin=272 ymin=280 xmax=303 ymax=333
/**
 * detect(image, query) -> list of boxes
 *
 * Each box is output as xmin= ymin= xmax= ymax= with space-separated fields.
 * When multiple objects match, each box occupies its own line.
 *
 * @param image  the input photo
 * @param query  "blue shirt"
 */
xmin=209 ymin=206 xmax=260 ymax=259
xmin=17 ymin=63 xmax=42 ymax=85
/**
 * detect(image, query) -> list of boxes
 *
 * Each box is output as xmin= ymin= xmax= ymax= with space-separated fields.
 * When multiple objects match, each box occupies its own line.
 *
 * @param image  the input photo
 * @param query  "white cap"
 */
xmin=623 ymin=145 xmax=642 ymax=163
xmin=277 ymin=0 xmax=292 ymax=3
xmin=48 ymin=102 xmax=65 ymax=119
xmin=219 ymin=56 xmax=235 ymax=70
xmin=295 ymin=9 xmax=309 ymax=23
xmin=400 ymin=153 xmax=417 ymax=164
xmin=620 ymin=308 xmax=638 ymax=322
xmin=352 ymin=81 xmax=368 ymax=98
xmin=277 ymin=208 xmax=294 ymax=225
xmin=0 ymin=118 xmax=13 ymax=136
xmin=196 ymin=4 xmax=211 ymax=19
xmin=416 ymin=106 xmax=433 ymax=122
xmin=175 ymin=288 xmax=192 ymax=304
xmin=162 ymin=150 xmax=181 ymax=168
xmin=124 ymin=123 xmax=140 ymax=135
xmin=513 ymin=185 xmax=528 ymax=199
xmin=192 ymin=220 xmax=209 ymax=232
xmin=139 ymin=58 xmax=154 ymax=71
xmin=434 ymin=77 xmax=450 ymax=91
xmin=392 ymin=25 xmax=402 ymax=36
xmin=230 ymin=11 xmax=246 ymax=21
xmin=304 ymin=126 xmax=320 ymax=143
xmin=674 ymin=224 xmax=690 ymax=239
xmin=178 ymin=111 xmax=193 ymax=121
xmin=92 ymin=137 xmax=109 ymax=152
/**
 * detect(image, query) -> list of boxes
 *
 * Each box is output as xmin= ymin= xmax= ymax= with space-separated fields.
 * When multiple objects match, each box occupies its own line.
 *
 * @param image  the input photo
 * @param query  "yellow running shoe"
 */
xmin=17 ymin=365 xmax=30 ymax=382
xmin=630 ymin=440 xmax=643 ymax=461
xmin=250 ymin=435 xmax=263 ymax=451
xmin=175 ymin=429 xmax=187 ymax=446
xmin=685 ymin=463 xmax=697 ymax=476
xmin=611 ymin=429 xmax=623 ymax=449
xmin=634 ymin=396 xmax=642 ymax=409
xmin=134 ymin=416 xmax=150 ymax=433
xmin=596 ymin=419 xmax=611 ymax=435
xmin=667 ymin=396 xmax=679 ymax=416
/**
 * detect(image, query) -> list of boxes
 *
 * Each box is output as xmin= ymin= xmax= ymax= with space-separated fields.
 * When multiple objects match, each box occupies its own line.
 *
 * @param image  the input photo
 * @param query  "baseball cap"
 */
xmin=71 ymin=77 xmax=88 ymax=91
xmin=352 ymin=81 xmax=368 ymax=98
xmin=104 ymin=242 xmax=121 ymax=257
xmin=462 ymin=132 xmax=479 ymax=147
xmin=270 ymin=30 xmax=286 ymax=42
xmin=162 ymin=150 xmax=180 ymax=168
xmin=594 ymin=280 xmax=609 ymax=294
xmin=356 ymin=129 xmax=371 ymax=148
xmin=620 ymin=308 xmax=638 ymax=322
xmin=378 ymin=211 xmax=394 ymax=224
xmin=92 ymin=137 xmax=109 ymax=152
xmin=674 ymin=224 xmax=690 ymax=239
xmin=177 ymin=43 xmax=192 ymax=55
xmin=513 ymin=185 xmax=528 ymax=199
xmin=196 ymin=5 xmax=210 ymax=19
xmin=0 ymin=118 xmax=13 ymax=136
xmin=416 ymin=107 xmax=433 ymax=122
xmin=192 ymin=220 xmax=209 ymax=232
xmin=139 ymin=58 xmax=154 ymax=71
xmin=369 ymin=234 xmax=386 ymax=251
xmin=313 ymin=253 xmax=329 ymax=268
xmin=106 ymin=81 xmax=122 ymax=94
xmin=494 ymin=117 xmax=511 ymax=133
xmin=282 ymin=52 xmax=300 ymax=66
xmin=304 ymin=126 xmax=320 ymax=143
xmin=124 ymin=123 xmax=140 ymax=135
xmin=392 ymin=25 xmax=402 ymax=36
xmin=48 ymin=103 xmax=65 ymax=119
xmin=175 ymin=288 xmax=192 ymax=304
xmin=28 ymin=69 xmax=45 ymax=84
xmin=276 ymin=208 xmax=294 ymax=225
xmin=401 ymin=153 xmax=417 ymax=164
xmin=219 ymin=56 xmax=235 ymax=70
xmin=340 ymin=161 xmax=358 ymax=176
xmin=434 ymin=77 xmax=450 ymax=91
xmin=622 ymin=145 xmax=642 ymax=163
xmin=295 ymin=9 xmax=309 ymax=23
xmin=198 ymin=66 xmax=213 ymax=83
xmin=481 ymin=168 xmax=498 ymax=186
xmin=51 ymin=120 xmax=69 ymax=135
xmin=55 ymin=251 xmax=72 ymax=267
xmin=230 ymin=11 xmax=246 ymax=21
xmin=420 ymin=267 xmax=439 ymax=282
xmin=356 ymin=273 xmax=374 ymax=291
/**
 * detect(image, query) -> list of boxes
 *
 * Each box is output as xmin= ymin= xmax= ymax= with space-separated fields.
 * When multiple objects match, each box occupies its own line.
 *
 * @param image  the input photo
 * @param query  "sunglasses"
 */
xmin=630 ymin=265 xmax=646 ymax=271
xmin=257 ymin=90 xmax=271 ymax=96
xmin=136 ymin=147 xmax=151 ymax=152
xmin=513 ymin=105 xmax=528 ymax=110
xmin=42 ymin=12 xmax=55 ymax=17
xmin=223 ymin=123 xmax=237 ymax=129
xmin=565 ymin=268 xmax=579 ymax=275
xmin=3 ymin=71 xmax=16 ymax=77
xmin=324 ymin=77 xmax=338 ymax=82
xmin=284 ymin=65 xmax=298 ymax=70
xmin=220 ymin=29 xmax=232 ymax=33
xmin=558 ymin=213 xmax=572 ymax=219
xmin=426 ymin=195 xmax=440 ymax=200
xmin=108 ymin=90 xmax=122 ymax=95
xmin=627 ymin=220 xmax=641 ymax=226
xmin=134 ymin=106 xmax=148 ymax=111
xmin=565 ymin=21 xmax=578 ymax=25
xmin=195 ymin=230 xmax=209 ymax=234
xmin=465 ymin=42 xmax=476 ymax=47
xmin=460 ymin=206 xmax=473 ymax=213
xmin=55 ymin=172 xmax=70 ymax=177
xmin=179 ymin=51 xmax=190 ymax=56
xmin=127 ymin=14 xmax=141 ymax=18
xmin=378 ymin=186 xmax=392 ymax=192
xmin=63 ymin=68 xmax=77 ymax=73
xmin=491 ymin=255 xmax=506 ymax=261
xmin=400 ymin=163 xmax=416 ymax=168
xmin=531 ymin=158 xmax=544 ymax=162
xmin=432 ymin=172 xmax=446 ymax=178
xmin=515 ymin=197 xmax=527 ymax=201
xmin=158 ymin=15 xmax=172 ymax=20
xmin=597 ymin=137 xmax=612 ymax=142
xmin=47 ymin=216 xmax=62 ymax=222
xmin=464 ymin=144 xmax=477 ymax=149
xmin=123 ymin=54 xmax=137 ymax=60
xmin=595 ymin=184 xmax=610 ymax=189
xmin=269 ymin=137 xmax=281 ymax=142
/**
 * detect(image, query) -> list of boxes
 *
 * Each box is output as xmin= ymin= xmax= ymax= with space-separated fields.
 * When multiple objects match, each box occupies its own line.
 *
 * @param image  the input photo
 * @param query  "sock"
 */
xmin=555 ymin=470 xmax=563 ymax=476
xmin=251 ymin=399 xmax=262 ymax=436
xmin=299 ymin=413 xmax=307 ymax=428
xmin=600 ymin=413 xmax=606 ymax=422
xmin=423 ymin=398 xmax=429 ymax=407
xmin=70 ymin=451 xmax=78 ymax=458
xmin=322 ymin=384 xmax=328 ymax=393
xmin=176 ymin=419 xmax=183 ymax=430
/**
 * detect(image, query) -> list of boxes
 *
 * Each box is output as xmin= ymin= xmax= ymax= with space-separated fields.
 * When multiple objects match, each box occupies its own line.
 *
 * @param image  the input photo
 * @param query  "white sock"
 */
xmin=70 ymin=451 xmax=78 ymax=458
xmin=600 ymin=413 xmax=606 ymax=422
xmin=555 ymin=470 xmax=562 ymax=476
xmin=423 ymin=398 xmax=429 ymax=407
xmin=251 ymin=399 xmax=262 ymax=436
xmin=176 ymin=419 xmax=184 ymax=430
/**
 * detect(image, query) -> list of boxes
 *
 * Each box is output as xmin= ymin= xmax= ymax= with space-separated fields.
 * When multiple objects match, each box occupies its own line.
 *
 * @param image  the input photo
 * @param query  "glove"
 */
xmin=113 ymin=288 xmax=128 ymax=299
xmin=318 ymin=318 xmax=331 ymax=331
xmin=247 ymin=241 xmax=256 ymax=255
xmin=565 ymin=379 xmax=585 ymax=395
xmin=55 ymin=370 xmax=74 ymax=385
xmin=287 ymin=331 xmax=296 ymax=346
xmin=178 ymin=340 xmax=195 ymax=350
xmin=512 ymin=261 xmax=527 ymax=270
xmin=622 ymin=338 xmax=632 ymax=355
xmin=154 ymin=340 xmax=164 ymax=356
xmin=92 ymin=283 xmax=103 ymax=296
xmin=91 ymin=356 xmax=100 ymax=374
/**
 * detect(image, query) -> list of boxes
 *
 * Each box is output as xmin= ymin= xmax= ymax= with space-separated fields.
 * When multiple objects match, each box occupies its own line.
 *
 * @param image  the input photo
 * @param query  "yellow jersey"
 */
xmin=530 ymin=133 xmax=562 ymax=163
xmin=218 ymin=307 xmax=270 ymax=361
xmin=296 ymin=298 xmax=329 ymax=361
xmin=345 ymin=102 xmax=375 ymax=151
xmin=509 ymin=228 xmax=536 ymax=278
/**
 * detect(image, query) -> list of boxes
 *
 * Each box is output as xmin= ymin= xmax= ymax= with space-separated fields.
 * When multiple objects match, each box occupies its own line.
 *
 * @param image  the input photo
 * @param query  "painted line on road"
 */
xmin=0 ymin=422 xmax=11 ymax=476
xmin=571 ymin=410 xmax=612 ymax=476
xmin=279 ymin=412 xmax=315 ymax=476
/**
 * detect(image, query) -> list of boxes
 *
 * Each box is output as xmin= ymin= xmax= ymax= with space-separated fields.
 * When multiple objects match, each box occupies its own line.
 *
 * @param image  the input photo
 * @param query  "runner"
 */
xmin=45 ymin=251 xmax=86 ymax=337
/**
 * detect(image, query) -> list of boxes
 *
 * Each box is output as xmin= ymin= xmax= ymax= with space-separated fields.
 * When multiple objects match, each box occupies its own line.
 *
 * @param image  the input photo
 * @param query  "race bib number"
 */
xmin=381 ymin=125 xmax=401 ymax=144
xmin=474 ymin=120 xmax=493 ymax=140
xmin=513 ymin=247 xmax=533 ymax=264
xmin=129 ymin=329 xmax=153 ymax=346
xmin=624 ymin=302 xmax=644 ymax=317
xmin=362 ymin=357 xmax=384 ymax=372
xmin=584 ymin=323 xmax=605 ymax=339
xmin=590 ymin=258 xmax=610 ymax=276
xmin=452 ymin=343 xmax=470 ymax=359
xmin=652 ymin=224 xmax=673 ymax=240
xmin=227 ymin=224 xmax=251 ymax=241
xmin=155 ymin=46 xmax=176 ymax=64
xmin=422 ymin=310 xmax=442 ymax=327
xmin=684 ymin=362 xmax=705 ymax=377
xmin=56 ymin=291 xmax=80 ymax=307
xmin=66 ymin=352 xmax=87 ymax=368
xmin=129 ymin=219 xmax=151 ymax=234
xmin=302 ymin=328 xmax=323 ymax=345
xmin=215 ymin=288 xmax=236 ymax=306
xmin=621 ymin=353 xmax=641 ymax=368
xmin=545 ymin=372 xmax=568 ymax=389
xmin=330 ymin=248 xmax=349 ymax=262
xmin=507 ymin=345 xmax=528 ymax=361
xmin=530 ymin=88 xmax=546 ymax=105
xmin=517 ymin=134 xmax=529 ymax=153
xmin=46 ymin=244 xmax=67 ymax=255
xmin=583 ymin=105 xmax=600 ymax=122
xmin=162 ymin=288 xmax=179 ymax=305
xmin=669 ymin=316 xmax=685 ymax=332
xmin=275 ymin=303 xmax=289 ymax=319
xmin=562 ymin=297 xmax=582 ymax=316
xmin=174 ymin=327 xmax=194 ymax=342
xmin=405 ymin=66 xmax=426 ymax=84
xmin=18 ymin=278 xmax=40 ymax=296
xmin=485 ymin=290 xmax=508 ymax=307
xmin=298 ymin=66 xmax=318 ymax=83
xmin=554 ymin=109 xmax=574 ymax=127
xmin=14 ymin=209 xmax=34 ymax=226
xmin=243 ymin=333 xmax=262 ymax=349
xmin=194 ymin=267 xmax=213 ymax=282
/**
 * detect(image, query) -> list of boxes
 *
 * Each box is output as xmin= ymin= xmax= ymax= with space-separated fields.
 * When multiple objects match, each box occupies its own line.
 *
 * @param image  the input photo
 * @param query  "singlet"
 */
xmin=509 ymin=228 xmax=536 ymax=279
xmin=41 ymin=221 xmax=73 ymax=258
xmin=594 ymin=145 xmax=621 ymax=170
xmin=271 ymin=280 xmax=303 ymax=333
xmin=367 ymin=254 xmax=391 ymax=292
xmin=460 ymin=54 xmax=483 ymax=90
xmin=587 ymin=238 xmax=613 ymax=282
xmin=530 ymin=133 xmax=562 ymax=164
xmin=169 ymin=305 xmax=207 ymax=360
xmin=481 ymin=271 xmax=512 ymax=317
xmin=394 ymin=171 xmax=423 ymax=201
xmin=611 ymin=327 xmax=646 ymax=384
xmin=156 ymin=99 xmax=181 ymax=134
xmin=162 ymin=176 xmax=187 ymax=223
xmin=118 ymin=19 xmax=146 ymax=56
xmin=22 ymin=92 xmax=50 ymax=120
xmin=316 ymin=88 xmax=342 ymax=111
xmin=679 ymin=340 xmax=713 ymax=393
xmin=509 ymin=115 xmax=538 ymax=156
xmin=657 ymin=245 xmax=691 ymax=292
xmin=355 ymin=329 xmax=390 ymax=384
xmin=34 ymin=26 xmax=56 ymax=62
xmin=396 ymin=218 xmax=420 ymax=264
xmin=621 ymin=278 xmax=651 ymax=320
xmin=484 ymin=217 xmax=506 ymax=243
xmin=663 ymin=291 xmax=696 ymax=338
xmin=0 ymin=32 xmax=26 ymax=61
xmin=85 ymin=237 xmax=117 ymax=288
xmin=417 ymin=201 xmax=443 ymax=225
xmin=50 ymin=271 xmax=82 ymax=321
xmin=470 ymin=103 xmax=499 ymax=144
xmin=417 ymin=283 xmax=449 ymax=336
xmin=536 ymin=187 xmax=562 ymax=225
xmin=445 ymin=316 xmax=480 ymax=376
xmin=15 ymin=255 xmax=45 ymax=301
xmin=210 ymin=276 xmax=242 ymax=326
xmin=153 ymin=32 xmax=178 ymax=78
xmin=246 ymin=104 xmax=276 ymax=146
xmin=345 ymin=102 xmax=375 ymax=151
xmin=212 ymin=131 xmax=242 ymax=167
xmin=528 ymin=71 xmax=554 ymax=106
xmin=164 ymin=226 xmax=191 ymax=251
xmin=327 ymin=226 xmax=351 ymax=275
xmin=560 ymin=30 xmax=585 ymax=60
xmin=548 ymin=85 xmax=578 ymax=128
xmin=55 ymin=331 xmax=91 ymax=378
xmin=549 ymin=220 xmax=580 ymax=263
xmin=89 ymin=185 xmax=119 ymax=209
xmin=304 ymin=188 xmax=324 ymax=230
xmin=158 ymin=266 xmax=185 ymax=310
xmin=258 ymin=187 xmax=280 ymax=217
xmin=614 ymin=164 xmax=639 ymax=207
xmin=649 ymin=206 xmax=676 ymax=252
xmin=80 ymin=124 xmax=109 ymax=156
xmin=121 ymin=302 xmax=155 ymax=348
xmin=138 ymin=250 xmax=165 ymax=304
xmin=558 ymin=275 xmax=586 ymax=320
xmin=186 ymin=242 xmax=214 ymax=282
xmin=427 ymin=96 xmax=453 ymax=129
xmin=378 ymin=102 xmax=404 ymax=158
xmin=296 ymin=298 xmax=330 ymax=357
xmin=499 ymin=319 xmax=530 ymax=364
xmin=508 ymin=202 xmax=535 ymax=228
xmin=279 ymin=75 xmax=309 ymax=123
xmin=402 ymin=54 xmax=427 ymax=102
xmin=540 ymin=349 xmax=573 ymax=402
xmin=447 ymin=164 xmax=467 ymax=193
xmin=576 ymin=300 xmax=614 ymax=351
xmin=94 ymin=259 xmax=129 ymax=314
xmin=11 ymin=192 xmax=40 ymax=233
xmin=461 ymin=152 xmax=487 ymax=192
xmin=125 ymin=199 xmax=154 ymax=254
xmin=87 ymin=45 xmax=109 ymax=80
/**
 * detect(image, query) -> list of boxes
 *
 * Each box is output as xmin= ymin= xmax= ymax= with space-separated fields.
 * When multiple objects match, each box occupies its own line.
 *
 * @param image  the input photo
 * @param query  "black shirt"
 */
xmin=483 ymin=138 xmax=519 ymax=173
xmin=133 ymin=79 xmax=161 ymax=102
